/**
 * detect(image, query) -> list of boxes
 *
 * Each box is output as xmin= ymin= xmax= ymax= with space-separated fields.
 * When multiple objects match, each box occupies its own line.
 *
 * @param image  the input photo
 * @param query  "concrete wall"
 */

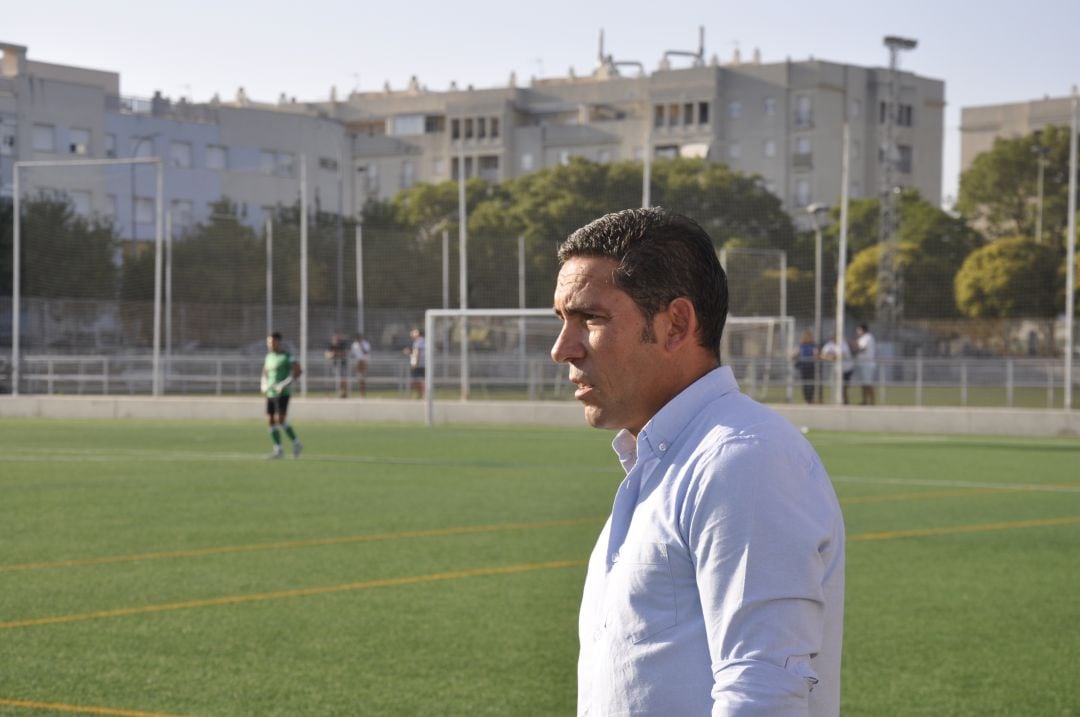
xmin=1 ymin=396 xmax=1076 ymax=437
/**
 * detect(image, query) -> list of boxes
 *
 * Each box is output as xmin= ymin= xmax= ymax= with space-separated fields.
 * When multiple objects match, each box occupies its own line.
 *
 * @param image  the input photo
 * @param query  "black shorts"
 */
xmin=410 ymin=366 xmax=425 ymax=379
xmin=266 ymin=394 xmax=290 ymax=416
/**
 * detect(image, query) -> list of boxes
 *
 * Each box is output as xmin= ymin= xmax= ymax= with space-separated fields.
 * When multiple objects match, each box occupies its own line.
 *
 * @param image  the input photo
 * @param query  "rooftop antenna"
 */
xmin=662 ymin=25 xmax=706 ymax=68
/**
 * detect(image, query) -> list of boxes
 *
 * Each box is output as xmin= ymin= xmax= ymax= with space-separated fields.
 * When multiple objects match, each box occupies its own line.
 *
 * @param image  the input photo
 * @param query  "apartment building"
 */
xmin=0 ymin=42 xmax=352 ymax=241
xmin=960 ymin=94 xmax=1076 ymax=172
xmin=316 ymin=51 xmax=945 ymax=221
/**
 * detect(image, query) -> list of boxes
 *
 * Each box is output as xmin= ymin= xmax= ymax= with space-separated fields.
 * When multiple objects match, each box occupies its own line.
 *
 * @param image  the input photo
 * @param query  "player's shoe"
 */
xmin=292 ymin=441 xmax=303 ymax=459
xmin=267 ymin=445 xmax=284 ymax=459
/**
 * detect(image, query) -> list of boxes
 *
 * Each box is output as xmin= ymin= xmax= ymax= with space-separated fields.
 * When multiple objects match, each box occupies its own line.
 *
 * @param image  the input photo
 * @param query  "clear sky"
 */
xmin=7 ymin=0 xmax=1080 ymax=206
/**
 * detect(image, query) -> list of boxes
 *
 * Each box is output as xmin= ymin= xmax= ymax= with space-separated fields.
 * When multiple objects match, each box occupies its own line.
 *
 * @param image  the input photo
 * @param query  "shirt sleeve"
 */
xmin=682 ymin=436 xmax=836 ymax=717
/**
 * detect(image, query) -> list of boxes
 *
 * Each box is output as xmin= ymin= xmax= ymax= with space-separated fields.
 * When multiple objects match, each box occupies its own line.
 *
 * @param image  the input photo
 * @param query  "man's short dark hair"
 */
xmin=558 ymin=207 xmax=728 ymax=359
xmin=270 ymin=331 xmax=282 ymax=341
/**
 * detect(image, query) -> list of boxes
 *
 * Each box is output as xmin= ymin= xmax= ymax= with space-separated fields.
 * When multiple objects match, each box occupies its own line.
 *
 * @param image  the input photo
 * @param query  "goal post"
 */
xmin=424 ymin=307 xmax=558 ymax=425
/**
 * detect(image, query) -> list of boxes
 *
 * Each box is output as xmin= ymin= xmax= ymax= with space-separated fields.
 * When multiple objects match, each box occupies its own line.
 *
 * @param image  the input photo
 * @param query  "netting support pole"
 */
xmin=1064 ymin=90 xmax=1077 ymax=411
xmin=835 ymin=122 xmax=851 ymax=405
xmin=165 ymin=207 xmax=173 ymax=390
xmin=458 ymin=137 xmax=469 ymax=400
xmin=265 ymin=218 xmax=273 ymax=336
xmin=299 ymin=155 xmax=309 ymax=398
xmin=11 ymin=164 xmax=21 ymax=395
xmin=151 ymin=159 xmax=164 ymax=396
xmin=355 ymin=222 xmax=365 ymax=335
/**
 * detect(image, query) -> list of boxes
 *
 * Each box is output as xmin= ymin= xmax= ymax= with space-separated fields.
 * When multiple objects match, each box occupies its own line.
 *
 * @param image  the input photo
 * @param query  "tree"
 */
xmin=13 ymin=193 xmax=121 ymax=300
xmin=954 ymin=236 xmax=1061 ymax=318
xmin=956 ymin=125 xmax=1076 ymax=242
xmin=825 ymin=191 xmax=983 ymax=319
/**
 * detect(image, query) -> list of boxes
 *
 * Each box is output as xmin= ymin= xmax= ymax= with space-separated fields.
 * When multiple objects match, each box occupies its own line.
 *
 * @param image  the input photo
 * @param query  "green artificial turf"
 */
xmin=0 ymin=419 xmax=1077 ymax=716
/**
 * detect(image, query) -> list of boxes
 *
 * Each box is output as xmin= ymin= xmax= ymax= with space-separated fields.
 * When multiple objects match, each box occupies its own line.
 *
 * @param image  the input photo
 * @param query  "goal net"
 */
xmin=422 ymin=308 xmax=796 ymax=423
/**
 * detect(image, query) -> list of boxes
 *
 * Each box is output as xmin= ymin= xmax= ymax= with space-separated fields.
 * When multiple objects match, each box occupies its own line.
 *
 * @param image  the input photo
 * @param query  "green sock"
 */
xmin=269 ymin=426 xmax=282 ymax=446
xmin=283 ymin=423 xmax=297 ymax=441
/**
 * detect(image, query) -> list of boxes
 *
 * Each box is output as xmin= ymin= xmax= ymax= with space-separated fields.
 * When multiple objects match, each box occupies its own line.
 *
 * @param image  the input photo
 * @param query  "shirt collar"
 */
xmin=610 ymin=365 xmax=739 ymax=473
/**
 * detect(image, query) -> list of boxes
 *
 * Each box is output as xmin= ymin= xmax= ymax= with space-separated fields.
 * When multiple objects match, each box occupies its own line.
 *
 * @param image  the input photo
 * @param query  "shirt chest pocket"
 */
xmin=610 ymin=541 xmax=677 ymax=644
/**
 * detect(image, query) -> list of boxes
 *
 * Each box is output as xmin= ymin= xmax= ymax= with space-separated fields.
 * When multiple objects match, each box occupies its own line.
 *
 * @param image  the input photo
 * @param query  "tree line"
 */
xmin=1 ymin=136 xmax=1078 ymax=322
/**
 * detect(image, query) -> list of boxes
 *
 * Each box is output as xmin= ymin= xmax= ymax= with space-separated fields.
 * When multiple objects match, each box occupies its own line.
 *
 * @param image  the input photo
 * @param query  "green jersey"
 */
xmin=264 ymin=350 xmax=293 ymax=397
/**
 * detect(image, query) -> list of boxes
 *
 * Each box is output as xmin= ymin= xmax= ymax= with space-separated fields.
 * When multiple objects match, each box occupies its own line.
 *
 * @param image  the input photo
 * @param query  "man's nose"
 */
xmin=551 ymin=322 xmax=583 ymax=364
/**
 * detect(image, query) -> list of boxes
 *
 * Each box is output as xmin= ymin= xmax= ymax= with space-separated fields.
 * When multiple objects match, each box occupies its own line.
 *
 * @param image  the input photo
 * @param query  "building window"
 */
xmin=32 ymin=124 xmax=56 ymax=152
xmin=849 ymin=98 xmax=862 ymax=119
xmin=598 ymin=149 xmax=612 ymax=163
xmin=135 ymin=197 xmax=155 ymax=225
xmin=451 ymin=156 xmax=474 ymax=179
xmin=794 ymin=179 xmax=811 ymax=208
xmin=794 ymin=95 xmax=812 ymax=128
xmin=131 ymin=136 xmax=155 ymax=158
xmin=478 ymin=155 xmax=499 ymax=182
xmin=451 ymin=118 xmax=461 ymax=140
xmin=259 ymin=150 xmax=277 ymax=175
xmin=728 ymin=100 xmax=742 ymax=119
xmin=205 ymin=145 xmax=227 ymax=170
xmin=464 ymin=118 xmax=474 ymax=139
xmin=490 ymin=117 xmax=500 ymax=139
xmin=319 ymin=157 xmax=339 ymax=171
xmin=683 ymin=103 xmax=694 ymax=125
xmin=425 ymin=115 xmax=445 ymax=134
xmin=879 ymin=102 xmax=914 ymax=127
xmin=69 ymin=128 xmax=91 ymax=155
xmin=898 ymin=144 xmax=913 ymax=173
xmin=171 ymin=199 xmax=193 ymax=229
xmin=763 ymin=97 xmax=776 ymax=116
xmin=365 ymin=163 xmax=379 ymax=192
xmin=401 ymin=160 xmax=415 ymax=189
xmin=794 ymin=137 xmax=812 ymax=170
xmin=655 ymin=145 xmax=678 ymax=159
xmin=69 ymin=190 xmax=91 ymax=215
xmin=558 ymin=150 xmax=571 ymax=166
xmin=521 ymin=152 xmax=534 ymax=171
xmin=170 ymin=141 xmax=192 ymax=168
xmin=668 ymin=104 xmax=680 ymax=127
xmin=728 ymin=142 xmax=741 ymax=160
xmin=105 ymin=133 xmax=117 ymax=158
xmin=477 ymin=117 xmax=487 ymax=139
xmin=106 ymin=194 xmax=118 ymax=218
xmin=276 ymin=152 xmax=294 ymax=177
xmin=654 ymin=105 xmax=665 ymax=128
xmin=763 ymin=139 xmax=776 ymax=158
xmin=698 ymin=101 xmax=709 ymax=125
xmin=389 ymin=114 xmax=424 ymax=136
xmin=433 ymin=157 xmax=445 ymax=176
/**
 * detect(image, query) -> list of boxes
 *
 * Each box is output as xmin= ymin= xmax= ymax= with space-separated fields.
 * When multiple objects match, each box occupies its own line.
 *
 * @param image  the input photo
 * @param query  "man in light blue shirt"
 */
xmin=552 ymin=208 xmax=844 ymax=716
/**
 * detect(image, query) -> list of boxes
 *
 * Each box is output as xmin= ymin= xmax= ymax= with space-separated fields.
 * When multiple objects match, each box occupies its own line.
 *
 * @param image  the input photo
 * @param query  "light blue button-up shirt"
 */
xmin=577 ymin=366 xmax=844 ymax=717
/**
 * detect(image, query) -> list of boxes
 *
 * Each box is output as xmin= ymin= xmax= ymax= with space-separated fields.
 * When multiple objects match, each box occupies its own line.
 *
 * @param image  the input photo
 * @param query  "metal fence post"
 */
xmin=1006 ymin=359 xmax=1014 ymax=407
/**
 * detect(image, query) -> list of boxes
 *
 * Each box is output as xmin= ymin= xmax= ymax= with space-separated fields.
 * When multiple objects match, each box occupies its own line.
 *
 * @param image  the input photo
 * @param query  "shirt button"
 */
xmin=658 ymin=442 xmax=668 ymax=452
xmin=611 ymin=551 xmax=620 ymax=563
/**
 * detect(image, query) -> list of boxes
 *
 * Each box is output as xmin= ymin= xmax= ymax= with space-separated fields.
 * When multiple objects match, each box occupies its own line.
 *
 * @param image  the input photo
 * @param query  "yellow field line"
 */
xmin=850 ymin=515 xmax=1080 ymax=542
xmin=0 ymin=517 xmax=604 ymax=574
xmin=0 ymin=697 xmax=190 ymax=717
xmin=841 ymin=486 xmax=1023 ymax=505
xmin=0 ymin=559 xmax=587 ymax=631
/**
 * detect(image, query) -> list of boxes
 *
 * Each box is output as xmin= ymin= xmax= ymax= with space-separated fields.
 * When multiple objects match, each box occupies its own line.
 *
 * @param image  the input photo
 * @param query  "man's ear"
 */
xmin=663 ymin=297 xmax=697 ymax=352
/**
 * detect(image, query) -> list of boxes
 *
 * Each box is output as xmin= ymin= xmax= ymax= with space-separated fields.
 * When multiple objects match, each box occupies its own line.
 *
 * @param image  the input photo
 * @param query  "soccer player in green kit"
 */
xmin=261 ymin=332 xmax=303 ymax=459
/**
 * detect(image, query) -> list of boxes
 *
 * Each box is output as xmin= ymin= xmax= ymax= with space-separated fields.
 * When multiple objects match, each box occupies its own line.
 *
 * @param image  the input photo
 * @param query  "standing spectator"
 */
xmin=261 ymin=332 xmax=302 ymax=459
xmin=854 ymin=323 xmax=877 ymax=405
xmin=820 ymin=334 xmax=854 ymax=405
xmin=324 ymin=331 xmax=349 ymax=398
xmin=403 ymin=327 xmax=425 ymax=399
xmin=793 ymin=329 xmax=819 ymax=403
xmin=349 ymin=332 xmax=372 ymax=397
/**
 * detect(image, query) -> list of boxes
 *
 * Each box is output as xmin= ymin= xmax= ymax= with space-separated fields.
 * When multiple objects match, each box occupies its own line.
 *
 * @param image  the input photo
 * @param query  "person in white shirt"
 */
xmin=349 ymin=333 xmax=372 ymax=397
xmin=552 ymin=207 xmax=844 ymax=717
xmin=854 ymin=323 xmax=877 ymax=405
xmin=820 ymin=335 xmax=854 ymax=405
xmin=402 ymin=328 xmax=425 ymax=399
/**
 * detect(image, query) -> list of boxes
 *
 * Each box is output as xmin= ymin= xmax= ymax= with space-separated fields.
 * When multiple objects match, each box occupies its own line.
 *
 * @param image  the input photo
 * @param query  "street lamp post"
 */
xmin=807 ymin=203 xmax=830 ymax=404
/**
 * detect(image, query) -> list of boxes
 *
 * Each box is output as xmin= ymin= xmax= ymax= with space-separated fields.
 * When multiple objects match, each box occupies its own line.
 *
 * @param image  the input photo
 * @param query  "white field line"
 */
xmin=831 ymin=474 xmax=1080 ymax=494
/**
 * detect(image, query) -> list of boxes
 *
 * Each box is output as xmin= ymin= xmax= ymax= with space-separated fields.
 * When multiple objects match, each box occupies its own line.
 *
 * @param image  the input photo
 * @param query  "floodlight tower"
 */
xmin=877 ymin=35 xmax=917 ymax=341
